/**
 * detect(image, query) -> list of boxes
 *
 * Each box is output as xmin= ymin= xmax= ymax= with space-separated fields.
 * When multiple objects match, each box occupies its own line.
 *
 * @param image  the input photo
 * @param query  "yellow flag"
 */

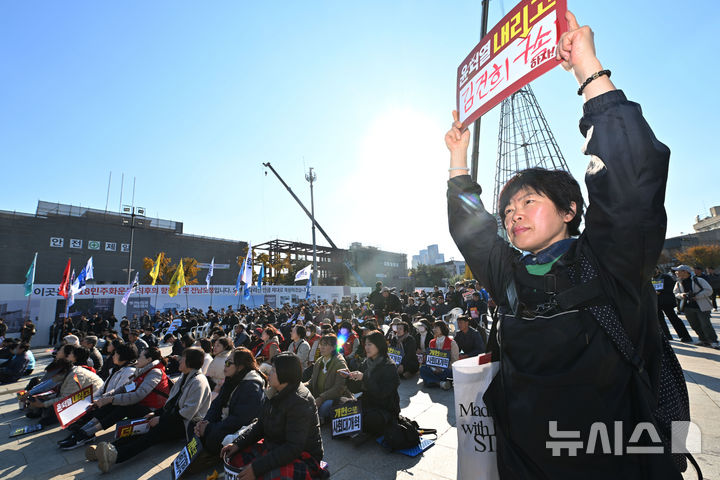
xmin=149 ymin=253 xmax=163 ymax=286
xmin=168 ymin=259 xmax=187 ymax=297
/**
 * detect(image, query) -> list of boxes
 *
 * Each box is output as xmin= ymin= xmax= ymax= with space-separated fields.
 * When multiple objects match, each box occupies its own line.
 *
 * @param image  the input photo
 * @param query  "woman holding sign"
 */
xmin=445 ymin=10 xmax=691 ymax=480
xmin=418 ymin=321 xmax=459 ymax=390
xmin=345 ymin=330 xmax=400 ymax=437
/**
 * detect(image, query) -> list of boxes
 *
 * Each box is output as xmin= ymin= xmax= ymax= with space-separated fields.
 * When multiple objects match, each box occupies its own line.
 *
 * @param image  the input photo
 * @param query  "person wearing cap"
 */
xmin=673 ymin=265 xmax=719 ymax=348
xmin=233 ymin=323 xmax=250 ymax=348
xmin=63 ymin=334 xmax=80 ymax=346
xmin=82 ymin=335 xmax=104 ymax=371
xmin=454 ymin=315 xmax=486 ymax=359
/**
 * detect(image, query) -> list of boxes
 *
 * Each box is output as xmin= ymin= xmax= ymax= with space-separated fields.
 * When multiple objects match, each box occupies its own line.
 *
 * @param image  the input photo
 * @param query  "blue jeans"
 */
xmin=318 ymin=399 xmax=335 ymax=420
xmin=420 ymin=365 xmax=452 ymax=386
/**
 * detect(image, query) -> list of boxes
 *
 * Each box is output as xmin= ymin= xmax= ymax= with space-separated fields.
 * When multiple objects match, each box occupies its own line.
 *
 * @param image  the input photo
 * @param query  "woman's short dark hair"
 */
xmin=180 ymin=334 xmax=194 ymax=348
xmin=432 ymin=321 xmax=450 ymax=337
xmin=263 ymin=325 xmax=279 ymax=338
xmin=71 ymin=346 xmax=90 ymax=366
xmin=293 ymin=325 xmax=306 ymax=339
xmin=319 ymin=334 xmax=338 ymax=348
xmin=61 ymin=344 xmax=74 ymax=358
xmin=183 ymin=347 xmax=205 ymax=370
xmin=115 ymin=343 xmax=138 ymax=363
xmin=141 ymin=346 xmax=167 ymax=367
xmin=498 ymin=167 xmax=584 ymax=236
xmin=198 ymin=338 xmax=212 ymax=354
xmin=215 ymin=337 xmax=232 ymax=351
xmin=271 ymin=352 xmax=302 ymax=385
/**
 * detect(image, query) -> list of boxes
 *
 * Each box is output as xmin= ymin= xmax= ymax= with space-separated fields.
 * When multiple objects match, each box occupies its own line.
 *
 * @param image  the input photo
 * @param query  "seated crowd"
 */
xmin=11 ymin=280 xmax=488 ymax=477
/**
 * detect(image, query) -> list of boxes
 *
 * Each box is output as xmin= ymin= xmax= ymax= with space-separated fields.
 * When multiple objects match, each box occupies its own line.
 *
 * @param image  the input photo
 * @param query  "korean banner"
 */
xmin=456 ymin=0 xmax=567 ymax=127
xmin=115 ymin=418 xmax=151 ymax=439
xmin=54 ymin=386 xmax=93 ymax=428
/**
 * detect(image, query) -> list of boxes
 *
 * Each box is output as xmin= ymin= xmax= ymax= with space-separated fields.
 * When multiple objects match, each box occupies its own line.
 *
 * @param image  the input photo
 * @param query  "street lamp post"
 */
xmin=122 ymin=205 xmax=146 ymax=284
xmin=305 ymin=168 xmax=317 ymax=287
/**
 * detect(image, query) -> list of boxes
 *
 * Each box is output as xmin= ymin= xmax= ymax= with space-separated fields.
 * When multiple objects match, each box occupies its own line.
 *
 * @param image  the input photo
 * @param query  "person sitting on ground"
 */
xmin=344 ymin=330 xmax=400 ymax=437
xmin=128 ymin=329 xmax=148 ymax=352
xmin=196 ymin=338 xmax=214 ymax=375
xmin=221 ymin=352 xmax=326 ymax=480
xmin=207 ymin=337 xmax=233 ymax=391
xmin=69 ymin=345 xmax=97 ymax=373
xmin=92 ymin=347 xmax=212 ymax=473
xmin=306 ymin=334 xmax=352 ymax=423
xmin=393 ymin=321 xmax=419 ymax=379
xmin=419 ymin=321 xmax=459 ymax=390
xmin=453 ymin=315 xmax=486 ymax=359
xmin=286 ymin=324 xmax=311 ymax=371
xmin=141 ymin=326 xmax=158 ymax=348
xmin=82 ymin=335 xmax=104 ymax=372
xmin=98 ymin=338 xmax=122 ymax=380
xmin=58 ymin=343 xmax=140 ymax=449
xmin=233 ymin=323 xmax=250 ymax=348
xmin=27 ymin=356 xmax=104 ymax=426
xmin=192 ymin=347 xmax=266 ymax=457
xmin=257 ymin=326 xmax=281 ymax=376
xmin=0 ymin=342 xmax=34 ymax=384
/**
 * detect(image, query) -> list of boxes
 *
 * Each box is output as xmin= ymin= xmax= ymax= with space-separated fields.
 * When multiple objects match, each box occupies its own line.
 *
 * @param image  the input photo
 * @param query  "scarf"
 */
xmin=364 ymin=356 xmax=383 ymax=380
xmin=217 ymin=370 xmax=245 ymax=409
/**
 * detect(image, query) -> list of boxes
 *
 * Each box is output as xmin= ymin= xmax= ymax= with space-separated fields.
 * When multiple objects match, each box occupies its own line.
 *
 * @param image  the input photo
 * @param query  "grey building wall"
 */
xmin=0 ymin=205 xmax=247 ymax=286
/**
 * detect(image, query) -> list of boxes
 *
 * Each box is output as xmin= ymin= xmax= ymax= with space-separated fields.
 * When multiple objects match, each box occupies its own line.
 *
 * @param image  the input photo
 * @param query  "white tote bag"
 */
xmin=452 ymin=353 xmax=500 ymax=480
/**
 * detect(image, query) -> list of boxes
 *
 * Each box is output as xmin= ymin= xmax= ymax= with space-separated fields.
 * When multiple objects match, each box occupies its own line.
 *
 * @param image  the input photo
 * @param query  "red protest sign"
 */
xmin=53 ymin=385 xmax=93 ymax=428
xmin=456 ymin=0 xmax=567 ymax=128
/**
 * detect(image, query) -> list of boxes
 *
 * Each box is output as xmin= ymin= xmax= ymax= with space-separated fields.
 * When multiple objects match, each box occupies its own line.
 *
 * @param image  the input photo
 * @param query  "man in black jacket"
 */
xmin=380 ymin=288 xmax=403 ymax=318
xmin=653 ymin=267 xmax=692 ymax=342
xmin=453 ymin=316 xmax=485 ymax=358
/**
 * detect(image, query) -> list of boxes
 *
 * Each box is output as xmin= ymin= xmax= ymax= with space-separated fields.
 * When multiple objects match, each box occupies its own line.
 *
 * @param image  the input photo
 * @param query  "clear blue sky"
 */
xmin=2 ymin=1 xmax=718 ymax=264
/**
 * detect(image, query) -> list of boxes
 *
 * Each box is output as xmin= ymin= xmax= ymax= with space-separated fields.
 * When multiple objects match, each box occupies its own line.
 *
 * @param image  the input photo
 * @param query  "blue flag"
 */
xmin=305 ymin=275 xmax=312 ymax=299
xmin=257 ymin=264 xmax=265 ymax=288
xmin=243 ymin=283 xmax=250 ymax=300
xmin=71 ymin=257 xmax=94 ymax=295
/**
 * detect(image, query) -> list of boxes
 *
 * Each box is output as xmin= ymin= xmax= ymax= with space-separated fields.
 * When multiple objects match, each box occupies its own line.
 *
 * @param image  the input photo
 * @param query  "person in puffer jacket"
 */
xmin=63 ymin=346 xmax=169 ymax=449
xmin=57 ymin=343 xmax=142 ymax=450
xmin=191 ymin=347 xmax=266 ymax=456
xmin=92 ymin=347 xmax=212 ymax=473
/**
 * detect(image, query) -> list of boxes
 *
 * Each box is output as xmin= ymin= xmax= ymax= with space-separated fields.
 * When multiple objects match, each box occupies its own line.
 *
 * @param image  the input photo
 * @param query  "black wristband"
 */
xmin=577 ymin=69 xmax=611 ymax=96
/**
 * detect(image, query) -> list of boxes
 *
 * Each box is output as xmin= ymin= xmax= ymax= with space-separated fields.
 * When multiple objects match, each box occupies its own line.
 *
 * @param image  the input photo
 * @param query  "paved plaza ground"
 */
xmin=0 ymin=313 xmax=718 ymax=479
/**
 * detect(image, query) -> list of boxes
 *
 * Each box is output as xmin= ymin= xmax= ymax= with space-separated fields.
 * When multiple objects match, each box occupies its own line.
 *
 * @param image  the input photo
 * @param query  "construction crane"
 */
xmin=262 ymin=163 xmax=367 ymax=287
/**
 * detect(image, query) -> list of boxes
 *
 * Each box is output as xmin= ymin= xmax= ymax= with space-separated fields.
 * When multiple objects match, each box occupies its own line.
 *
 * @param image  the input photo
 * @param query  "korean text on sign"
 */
xmin=426 ymin=348 xmax=450 ymax=369
xmin=332 ymin=402 xmax=362 ymax=438
xmin=456 ymin=0 xmax=567 ymax=128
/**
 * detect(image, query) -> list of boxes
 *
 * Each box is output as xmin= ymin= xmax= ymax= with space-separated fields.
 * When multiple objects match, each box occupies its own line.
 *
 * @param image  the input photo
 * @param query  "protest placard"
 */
xmin=115 ymin=417 xmax=152 ymax=439
xmin=53 ymin=385 xmax=93 ymax=428
xmin=388 ymin=347 xmax=403 ymax=366
xmin=456 ymin=0 xmax=567 ymax=128
xmin=331 ymin=401 xmax=362 ymax=438
xmin=426 ymin=348 xmax=450 ymax=369
xmin=171 ymin=435 xmax=203 ymax=480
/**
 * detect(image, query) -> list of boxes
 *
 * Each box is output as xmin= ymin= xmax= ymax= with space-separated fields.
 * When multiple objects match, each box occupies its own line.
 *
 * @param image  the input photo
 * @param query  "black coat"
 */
xmin=202 ymin=370 xmax=264 ymax=453
xmin=347 ymin=356 xmax=400 ymax=417
xmin=448 ymin=91 xmax=679 ymax=479
xmin=233 ymin=382 xmax=322 ymax=476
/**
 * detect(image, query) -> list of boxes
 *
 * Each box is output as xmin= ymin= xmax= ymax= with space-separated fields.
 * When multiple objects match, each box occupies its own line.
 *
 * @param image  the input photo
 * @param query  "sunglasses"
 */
xmin=224 ymin=360 xmax=234 ymax=367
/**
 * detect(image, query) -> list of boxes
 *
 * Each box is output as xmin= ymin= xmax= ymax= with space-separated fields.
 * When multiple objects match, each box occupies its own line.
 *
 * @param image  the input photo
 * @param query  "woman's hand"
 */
xmin=148 ymin=416 xmax=160 ymax=428
xmin=444 ymin=110 xmax=471 ymax=176
xmin=555 ymin=11 xmax=614 ymax=99
xmin=348 ymin=371 xmax=363 ymax=381
xmin=220 ymin=443 xmax=239 ymax=459
xmin=93 ymin=397 xmax=111 ymax=408
xmin=194 ymin=420 xmax=209 ymax=437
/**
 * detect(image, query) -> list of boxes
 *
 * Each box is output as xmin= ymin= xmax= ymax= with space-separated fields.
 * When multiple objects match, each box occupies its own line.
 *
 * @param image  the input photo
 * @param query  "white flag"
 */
xmin=241 ymin=244 xmax=253 ymax=285
xmin=121 ymin=273 xmax=139 ymax=306
xmin=295 ymin=265 xmax=313 ymax=282
xmin=71 ymin=257 xmax=94 ymax=295
xmin=206 ymin=257 xmax=215 ymax=288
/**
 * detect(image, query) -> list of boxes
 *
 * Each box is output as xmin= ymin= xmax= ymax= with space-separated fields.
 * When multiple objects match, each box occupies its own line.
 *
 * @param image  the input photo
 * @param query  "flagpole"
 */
xmin=154 ymin=287 xmax=159 ymax=314
xmin=185 ymin=288 xmax=189 ymax=311
xmin=210 ymin=288 xmax=213 ymax=309
xmin=24 ymin=292 xmax=32 ymax=322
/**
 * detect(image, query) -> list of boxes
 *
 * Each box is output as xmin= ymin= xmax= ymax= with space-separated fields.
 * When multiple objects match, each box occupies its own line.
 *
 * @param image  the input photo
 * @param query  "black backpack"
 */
xmin=381 ymin=415 xmax=436 ymax=451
